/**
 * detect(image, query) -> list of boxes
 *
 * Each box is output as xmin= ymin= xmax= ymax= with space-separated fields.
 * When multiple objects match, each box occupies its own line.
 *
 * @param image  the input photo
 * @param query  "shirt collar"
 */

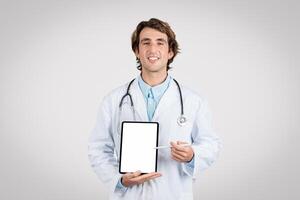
xmin=138 ymin=74 xmax=171 ymax=101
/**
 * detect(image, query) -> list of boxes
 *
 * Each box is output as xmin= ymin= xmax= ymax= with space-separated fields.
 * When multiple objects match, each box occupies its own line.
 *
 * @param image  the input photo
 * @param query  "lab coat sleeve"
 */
xmin=88 ymin=96 xmax=126 ymax=196
xmin=182 ymin=98 xmax=222 ymax=179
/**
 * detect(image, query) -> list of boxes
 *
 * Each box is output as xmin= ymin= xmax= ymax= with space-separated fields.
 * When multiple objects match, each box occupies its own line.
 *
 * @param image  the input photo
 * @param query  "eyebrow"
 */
xmin=140 ymin=38 xmax=167 ymax=43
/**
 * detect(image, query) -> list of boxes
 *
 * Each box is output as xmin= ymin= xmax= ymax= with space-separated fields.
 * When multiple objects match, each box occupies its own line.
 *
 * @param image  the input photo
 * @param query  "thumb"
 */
xmin=124 ymin=171 xmax=140 ymax=179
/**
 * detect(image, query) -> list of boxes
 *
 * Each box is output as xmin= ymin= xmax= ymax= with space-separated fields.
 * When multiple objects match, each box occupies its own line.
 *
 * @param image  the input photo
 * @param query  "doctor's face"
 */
xmin=135 ymin=27 xmax=174 ymax=74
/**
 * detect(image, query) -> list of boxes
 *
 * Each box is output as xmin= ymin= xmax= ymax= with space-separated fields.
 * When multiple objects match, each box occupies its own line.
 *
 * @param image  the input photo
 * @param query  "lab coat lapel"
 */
xmin=152 ymin=80 xmax=178 ymax=121
xmin=130 ymin=78 xmax=149 ymax=121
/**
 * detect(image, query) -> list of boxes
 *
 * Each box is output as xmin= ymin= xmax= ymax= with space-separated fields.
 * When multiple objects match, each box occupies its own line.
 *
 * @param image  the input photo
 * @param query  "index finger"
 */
xmin=177 ymin=141 xmax=189 ymax=145
xmin=170 ymin=141 xmax=188 ymax=151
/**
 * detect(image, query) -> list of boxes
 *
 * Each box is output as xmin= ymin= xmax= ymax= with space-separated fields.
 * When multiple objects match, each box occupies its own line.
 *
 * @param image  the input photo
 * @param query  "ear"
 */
xmin=168 ymin=50 xmax=174 ymax=59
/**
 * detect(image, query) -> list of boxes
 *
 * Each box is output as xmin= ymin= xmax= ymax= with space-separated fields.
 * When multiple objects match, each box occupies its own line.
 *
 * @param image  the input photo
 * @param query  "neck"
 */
xmin=141 ymin=70 xmax=168 ymax=87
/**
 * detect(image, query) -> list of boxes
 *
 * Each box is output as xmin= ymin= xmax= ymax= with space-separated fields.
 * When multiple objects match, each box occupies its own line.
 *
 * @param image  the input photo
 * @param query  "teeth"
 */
xmin=148 ymin=57 xmax=159 ymax=60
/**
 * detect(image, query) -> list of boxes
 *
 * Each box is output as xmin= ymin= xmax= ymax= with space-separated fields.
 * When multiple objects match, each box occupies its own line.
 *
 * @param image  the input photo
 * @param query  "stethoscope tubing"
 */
xmin=119 ymin=78 xmax=186 ymax=126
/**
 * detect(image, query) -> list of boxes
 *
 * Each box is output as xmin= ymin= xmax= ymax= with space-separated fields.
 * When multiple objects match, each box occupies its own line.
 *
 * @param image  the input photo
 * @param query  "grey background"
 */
xmin=0 ymin=0 xmax=299 ymax=199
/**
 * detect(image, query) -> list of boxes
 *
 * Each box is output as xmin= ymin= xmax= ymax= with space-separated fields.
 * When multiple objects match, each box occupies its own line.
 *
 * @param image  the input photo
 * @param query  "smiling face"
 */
xmin=135 ymin=27 xmax=174 ymax=74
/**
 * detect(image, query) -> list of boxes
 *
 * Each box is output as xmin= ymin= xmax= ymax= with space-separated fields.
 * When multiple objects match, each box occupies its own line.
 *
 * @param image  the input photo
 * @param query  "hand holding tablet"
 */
xmin=121 ymin=170 xmax=162 ymax=187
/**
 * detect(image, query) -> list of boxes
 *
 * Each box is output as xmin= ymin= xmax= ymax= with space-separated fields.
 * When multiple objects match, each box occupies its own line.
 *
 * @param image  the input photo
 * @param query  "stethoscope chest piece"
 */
xmin=177 ymin=115 xmax=187 ymax=126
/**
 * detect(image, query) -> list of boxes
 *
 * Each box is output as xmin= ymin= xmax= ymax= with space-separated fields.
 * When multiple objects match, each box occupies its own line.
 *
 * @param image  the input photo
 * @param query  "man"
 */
xmin=88 ymin=18 xmax=221 ymax=200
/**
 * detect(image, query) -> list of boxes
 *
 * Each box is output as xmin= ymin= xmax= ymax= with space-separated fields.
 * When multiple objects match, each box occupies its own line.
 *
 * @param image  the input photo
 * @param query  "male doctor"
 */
xmin=88 ymin=18 xmax=221 ymax=200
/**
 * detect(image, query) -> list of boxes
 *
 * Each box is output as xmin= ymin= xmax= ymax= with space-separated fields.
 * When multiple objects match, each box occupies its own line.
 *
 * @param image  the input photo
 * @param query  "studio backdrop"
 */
xmin=0 ymin=0 xmax=299 ymax=199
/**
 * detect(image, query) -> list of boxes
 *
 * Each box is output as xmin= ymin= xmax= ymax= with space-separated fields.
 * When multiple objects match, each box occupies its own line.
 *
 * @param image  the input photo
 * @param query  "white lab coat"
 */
xmin=88 ymin=78 xmax=221 ymax=200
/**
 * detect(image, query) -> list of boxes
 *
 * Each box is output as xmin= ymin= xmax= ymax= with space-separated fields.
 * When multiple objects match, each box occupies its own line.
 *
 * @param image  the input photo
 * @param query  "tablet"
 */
xmin=119 ymin=121 xmax=159 ymax=174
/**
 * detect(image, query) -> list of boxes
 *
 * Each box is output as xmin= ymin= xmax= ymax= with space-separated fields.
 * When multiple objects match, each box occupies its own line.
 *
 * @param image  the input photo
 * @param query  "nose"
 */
xmin=148 ymin=43 xmax=157 ymax=53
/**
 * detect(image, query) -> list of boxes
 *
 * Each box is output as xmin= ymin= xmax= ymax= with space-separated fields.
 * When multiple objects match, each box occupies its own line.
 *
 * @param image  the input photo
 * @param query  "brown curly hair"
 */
xmin=131 ymin=18 xmax=180 ymax=71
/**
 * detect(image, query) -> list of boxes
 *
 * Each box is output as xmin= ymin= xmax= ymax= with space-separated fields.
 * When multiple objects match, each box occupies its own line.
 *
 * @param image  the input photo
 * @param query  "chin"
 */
xmin=144 ymin=67 xmax=165 ymax=73
xmin=142 ymin=64 xmax=167 ymax=73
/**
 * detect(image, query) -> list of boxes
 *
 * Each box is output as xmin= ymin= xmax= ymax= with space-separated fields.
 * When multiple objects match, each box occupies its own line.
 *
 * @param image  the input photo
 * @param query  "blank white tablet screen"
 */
xmin=120 ymin=122 xmax=158 ymax=173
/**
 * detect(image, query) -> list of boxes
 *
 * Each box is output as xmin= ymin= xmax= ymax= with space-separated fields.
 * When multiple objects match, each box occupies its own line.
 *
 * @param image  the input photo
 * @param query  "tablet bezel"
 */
xmin=119 ymin=121 xmax=159 ymax=174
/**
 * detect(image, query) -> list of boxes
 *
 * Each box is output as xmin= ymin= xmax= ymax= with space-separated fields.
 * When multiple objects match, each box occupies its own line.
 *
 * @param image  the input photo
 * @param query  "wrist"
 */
xmin=187 ymin=153 xmax=194 ymax=162
xmin=120 ymin=177 xmax=126 ymax=187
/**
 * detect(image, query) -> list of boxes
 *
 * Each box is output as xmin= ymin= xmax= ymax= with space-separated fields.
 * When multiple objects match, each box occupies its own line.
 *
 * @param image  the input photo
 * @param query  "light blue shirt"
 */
xmin=138 ymin=74 xmax=171 ymax=121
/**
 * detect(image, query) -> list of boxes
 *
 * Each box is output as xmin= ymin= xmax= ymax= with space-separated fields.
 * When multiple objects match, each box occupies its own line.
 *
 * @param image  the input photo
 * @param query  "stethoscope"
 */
xmin=119 ymin=78 xmax=187 ymax=127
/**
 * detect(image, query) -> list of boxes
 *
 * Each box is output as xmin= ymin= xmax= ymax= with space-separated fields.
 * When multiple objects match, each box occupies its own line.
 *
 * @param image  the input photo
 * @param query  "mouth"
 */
xmin=147 ymin=56 xmax=160 ymax=63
